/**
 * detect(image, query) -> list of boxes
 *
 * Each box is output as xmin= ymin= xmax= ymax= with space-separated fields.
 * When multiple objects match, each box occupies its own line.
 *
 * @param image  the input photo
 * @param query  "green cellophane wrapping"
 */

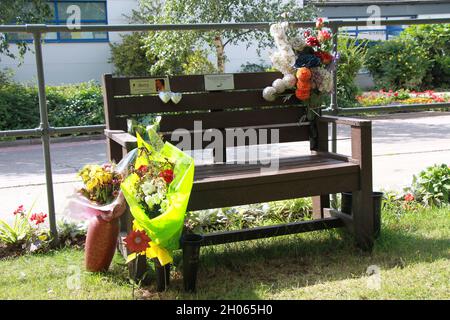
xmin=120 ymin=133 xmax=194 ymax=252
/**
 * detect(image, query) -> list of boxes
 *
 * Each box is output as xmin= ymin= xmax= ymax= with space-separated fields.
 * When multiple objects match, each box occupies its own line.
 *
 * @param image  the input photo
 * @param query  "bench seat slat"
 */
xmin=188 ymin=170 xmax=359 ymax=211
xmin=193 ymin=155 xmax=358 ymax=187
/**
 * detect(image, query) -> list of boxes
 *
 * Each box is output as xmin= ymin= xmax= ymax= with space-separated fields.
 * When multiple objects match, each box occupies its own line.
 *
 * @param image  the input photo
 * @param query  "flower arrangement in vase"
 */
xmin=263 ymin=18 xmax=336 ymax=121
xmin=67 ymin=163 xmax=127 ymax=272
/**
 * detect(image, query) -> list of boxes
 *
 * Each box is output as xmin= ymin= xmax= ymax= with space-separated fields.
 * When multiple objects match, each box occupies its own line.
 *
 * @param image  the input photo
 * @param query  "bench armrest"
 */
xmin=319 ymin=115 xmax=371 ymax=127
xmin=104 ymin=129 xmax=137 ymax=151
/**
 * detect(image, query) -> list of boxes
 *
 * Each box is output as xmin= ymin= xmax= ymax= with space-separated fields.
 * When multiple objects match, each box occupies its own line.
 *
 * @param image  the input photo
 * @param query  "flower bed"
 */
xmin=356 ymin=89 xmax=450 ymax=107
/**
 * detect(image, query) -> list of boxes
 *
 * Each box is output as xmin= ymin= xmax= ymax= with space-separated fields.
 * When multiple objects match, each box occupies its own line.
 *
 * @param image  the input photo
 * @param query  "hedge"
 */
xmin=0 ymin=81 xmax=104 ymax=132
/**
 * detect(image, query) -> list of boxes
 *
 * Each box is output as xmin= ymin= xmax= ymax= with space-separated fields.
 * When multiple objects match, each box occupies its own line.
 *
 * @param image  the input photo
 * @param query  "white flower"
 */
xmin=262 ymin=86 xmax=277 ymax=102
xmin=290 ymin=36 xmax=306 ymax=51
xmin=141 ymin=180 xmax=156 ymax=196
xmin=270 ymin=22 xmax=289 ymax=40
xmin=282 ymin=74 xmax=297 ymax=88
xmin=270 ymin=49 xmax=296 ymax=75
xmin=272 ymin=78 xmax=286 ymax=93
xmin=311 ymin=68 xmax=333 ymax=93
xmin=145 ymin=192 xmax=163 ymax=209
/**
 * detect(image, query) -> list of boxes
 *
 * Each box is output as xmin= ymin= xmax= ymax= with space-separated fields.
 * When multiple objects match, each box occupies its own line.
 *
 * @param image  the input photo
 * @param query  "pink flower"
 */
xmin=13 ymin=205 xmax=24 ymax=215
xmin=318 ymin=30 xmax=331 ymax=42
xmin=316 ymin=17 xmax=324 ymax=29
xmin=30 ymin=212 xmax=47 ymax=225
xmin=404 ymin=194 xmax=415 ymax=202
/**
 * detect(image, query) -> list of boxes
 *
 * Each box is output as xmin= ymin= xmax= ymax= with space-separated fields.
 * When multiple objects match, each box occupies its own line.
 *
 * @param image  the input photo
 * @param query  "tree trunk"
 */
xmin=214 ymin=34 xmax=225 ymax=73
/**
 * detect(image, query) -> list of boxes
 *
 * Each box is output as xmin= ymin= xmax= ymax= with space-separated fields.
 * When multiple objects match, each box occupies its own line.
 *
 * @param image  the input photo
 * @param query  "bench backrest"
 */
xmin=102 ymin=72 xmax=310 ymax=161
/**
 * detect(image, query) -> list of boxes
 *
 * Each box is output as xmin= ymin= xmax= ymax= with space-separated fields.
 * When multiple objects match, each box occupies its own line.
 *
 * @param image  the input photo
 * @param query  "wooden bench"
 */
xmin=102 ymin=72 xmax=375 ymax=292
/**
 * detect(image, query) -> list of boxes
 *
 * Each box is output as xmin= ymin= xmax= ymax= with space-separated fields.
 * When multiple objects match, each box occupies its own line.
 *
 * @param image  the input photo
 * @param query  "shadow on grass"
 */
xmin=136 ymin=224 xmax=449 ymax=299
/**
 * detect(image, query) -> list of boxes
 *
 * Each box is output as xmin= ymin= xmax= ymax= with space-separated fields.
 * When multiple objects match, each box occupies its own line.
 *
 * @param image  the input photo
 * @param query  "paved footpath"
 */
xmin=0 ymin=111 xmax=449 ymax=222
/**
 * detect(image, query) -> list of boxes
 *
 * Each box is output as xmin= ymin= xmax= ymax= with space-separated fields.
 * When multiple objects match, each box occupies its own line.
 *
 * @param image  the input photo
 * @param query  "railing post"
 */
xmin=33 ymin=30 xmax=58 ymax=245
xmin=330 ymin=23 xmax=339 ymax=206
xmin=330 ymin=24 xmax=339 ymax=115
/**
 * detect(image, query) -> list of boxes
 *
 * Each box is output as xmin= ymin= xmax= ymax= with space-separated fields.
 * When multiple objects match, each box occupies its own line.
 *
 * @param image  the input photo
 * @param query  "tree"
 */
xmin=110 ymin=0 xmax=216 ymax=76
xmin=137 ymin=0 xmax=318 ymax=73
xmin=0 ymin=0 xmax=52 ymax=60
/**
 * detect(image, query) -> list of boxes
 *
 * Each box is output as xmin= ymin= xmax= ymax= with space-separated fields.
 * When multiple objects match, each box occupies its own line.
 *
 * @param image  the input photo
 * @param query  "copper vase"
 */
xmin=85 ymin=215 xmax=120 ymax=272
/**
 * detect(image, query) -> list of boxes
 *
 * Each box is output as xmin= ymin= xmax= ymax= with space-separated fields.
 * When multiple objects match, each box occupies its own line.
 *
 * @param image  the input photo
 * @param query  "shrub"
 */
xmin=407 ymin=164 xmax=450 ymax=207
xmin=366 ymin=39 xmax=430 ymax=91
xmin=0 ymin=82 xmax=40 ymax=130
xmin=336 ymin=36 xmax=368 ymax=107
xmin=47 ymin=82 xmax=104 ymax=127
xmin=399 ymin=24 xmax=450 ymax=88
xmin=0 ymin=81 xmax=104 ymax=132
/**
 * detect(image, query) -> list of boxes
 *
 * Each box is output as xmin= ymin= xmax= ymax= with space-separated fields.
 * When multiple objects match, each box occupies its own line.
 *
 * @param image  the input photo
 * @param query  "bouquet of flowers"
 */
xmin=66 ymin=162 xmax=127 ymax=221
xmin=121 ymin=131 xmax=194 ymax=266
xmin=263 ymin=18 xmax=336 ymax=117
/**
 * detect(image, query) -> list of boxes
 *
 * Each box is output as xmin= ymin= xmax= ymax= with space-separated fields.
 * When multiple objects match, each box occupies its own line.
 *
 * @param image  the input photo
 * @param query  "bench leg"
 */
xmin=312 ymin=195 xmax=330 ymax=219
xmin=352 ymin=190 xmax=374 ymax=251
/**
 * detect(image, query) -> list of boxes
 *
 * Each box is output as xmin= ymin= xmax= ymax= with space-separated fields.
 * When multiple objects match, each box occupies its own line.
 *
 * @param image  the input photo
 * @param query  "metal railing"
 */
xmin=0 ymin=17 xmax=449 ymax=242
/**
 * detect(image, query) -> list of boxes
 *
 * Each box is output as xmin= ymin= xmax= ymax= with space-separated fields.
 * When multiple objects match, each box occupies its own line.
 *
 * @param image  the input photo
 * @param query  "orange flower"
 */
xmin=124 ymin=230 xmax=151 ymax=253
xmin=296 ymin=67 xmax=312 ymax=81
xmin=295 ymin=88 xmax=310 ymax=101
xmin=297 ymin=79 xmax=312 ymax=91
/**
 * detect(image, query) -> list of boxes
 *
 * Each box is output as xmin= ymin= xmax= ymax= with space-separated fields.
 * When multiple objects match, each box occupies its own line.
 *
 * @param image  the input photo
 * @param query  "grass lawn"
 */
xmin=0 ymin=207 xmax=448 ymax=300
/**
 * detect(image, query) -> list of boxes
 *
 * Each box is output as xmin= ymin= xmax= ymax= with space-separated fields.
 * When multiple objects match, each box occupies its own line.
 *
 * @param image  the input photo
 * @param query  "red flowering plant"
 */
xmin=263 ymin=17 xmax=335 ymax=120
xmin=0 ymin=204 xmax=49 ymax=251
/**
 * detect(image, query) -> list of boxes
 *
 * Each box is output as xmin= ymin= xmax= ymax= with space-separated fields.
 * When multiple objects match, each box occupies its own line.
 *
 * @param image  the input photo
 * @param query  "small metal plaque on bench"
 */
xmin=129 ymin=77 xmax=170 ymax=95
xmin=204 ymin=74 xmax=235 ymax=91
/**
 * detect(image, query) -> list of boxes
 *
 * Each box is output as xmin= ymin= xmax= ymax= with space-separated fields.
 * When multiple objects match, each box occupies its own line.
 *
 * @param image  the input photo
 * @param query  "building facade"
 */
xmin=0 ymin=0 xmax=137 ymax=85
xmin=1 ymin=0 xmax=450 ymax=85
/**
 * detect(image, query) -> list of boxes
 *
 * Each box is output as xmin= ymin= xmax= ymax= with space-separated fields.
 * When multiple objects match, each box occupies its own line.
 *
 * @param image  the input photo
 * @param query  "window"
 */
xmin=7 ymin=0 xmax=108 ymax=43
xmin=329 ymin=15 xmax=417 ymax=41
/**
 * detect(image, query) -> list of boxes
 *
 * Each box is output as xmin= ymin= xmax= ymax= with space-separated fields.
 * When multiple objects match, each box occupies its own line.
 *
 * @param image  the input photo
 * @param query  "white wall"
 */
xmin=0 ymin=0 xmax=138 ymax=85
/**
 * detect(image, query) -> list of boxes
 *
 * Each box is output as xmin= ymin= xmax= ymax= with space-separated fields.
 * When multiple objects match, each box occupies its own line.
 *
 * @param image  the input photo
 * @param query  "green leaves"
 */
xmin=0 ymin=0 xmax=52 ymax=60
xmin=408 ymin=164 xmax=450 ymax=207
xmin=130 ymin=0 xmax=318 ymax=74
xmin=0 ymin=81 xmax=104 ymax=132
xmin=335 ymin=36 xmax=368 ymax=107
xmin=366 ymin=38 xmax=430 ymax=91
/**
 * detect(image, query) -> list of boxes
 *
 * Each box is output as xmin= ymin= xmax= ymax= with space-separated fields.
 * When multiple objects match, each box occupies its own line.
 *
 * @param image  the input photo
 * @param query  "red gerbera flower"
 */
xmin=159 ymin=169 xmax=174 ymax=184
xmin=30 ymin=212 xmax=47 ymax=225
xmin=124 ymin=230 xmax=151 ymax=253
